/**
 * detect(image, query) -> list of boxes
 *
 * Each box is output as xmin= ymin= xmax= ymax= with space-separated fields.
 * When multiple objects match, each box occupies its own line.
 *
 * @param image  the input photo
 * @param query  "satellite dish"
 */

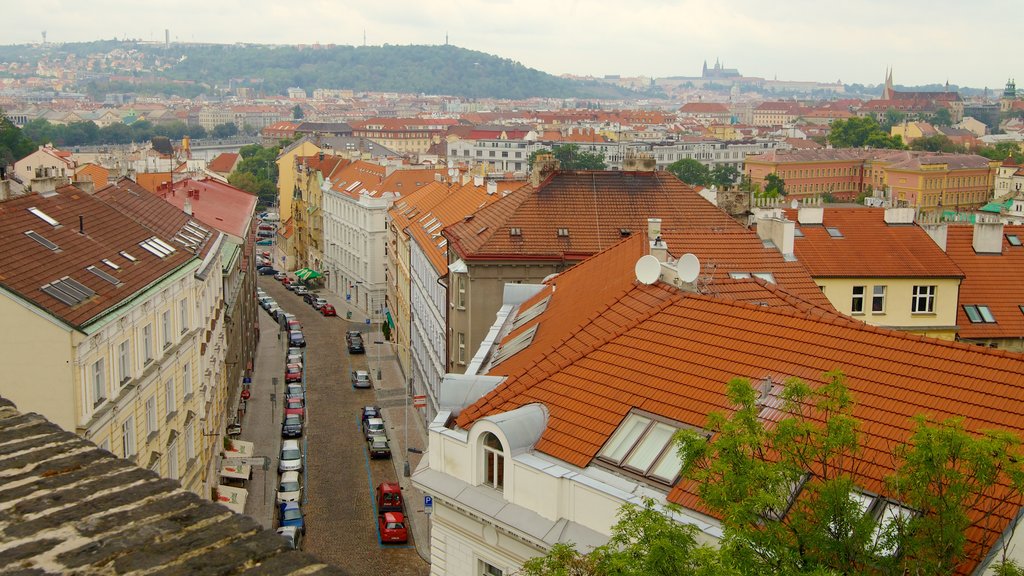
xmin=676 ymin=253 xmax=700 ymax=283
xmin=634 ymin=255 xmax=661 ymax=285
xmin=790 ymin=199 xmax=799 ymax=209
xmin=446 ymin=160 xmax=455 ymax=169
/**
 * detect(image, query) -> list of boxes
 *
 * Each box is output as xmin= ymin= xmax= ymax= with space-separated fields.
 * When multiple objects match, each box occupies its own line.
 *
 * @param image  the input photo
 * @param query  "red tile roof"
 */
xmin=207 ymin=152 xmax=240 ymax=174
xmin=782 ymin=208 xmax=964 ymax=278
xmin=445 ymin=170 xmax=832 ymax=308
xmin=0 ymin=186 xmax=195 ymax=328
xmin=678 ymin=102 xmax=730 ymax=114
xmin=456 ymin=233 xmax=1024 ymax=574
xmin=945 ymin=225 xmax=1024 ymax=340
xmin=162 ymin=178 xmax=257 ymax=239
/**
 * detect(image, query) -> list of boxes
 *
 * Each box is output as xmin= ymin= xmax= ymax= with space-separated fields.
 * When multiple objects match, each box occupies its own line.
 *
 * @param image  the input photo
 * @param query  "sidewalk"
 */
xmin=315 ymin=282 xmax=433 ymax=563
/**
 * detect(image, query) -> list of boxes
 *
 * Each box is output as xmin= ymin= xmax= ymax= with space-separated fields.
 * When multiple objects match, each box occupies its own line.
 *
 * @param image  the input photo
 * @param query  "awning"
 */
xmin=215 ymin=484 xmax=248 ymax=514
xmin=220 ymin=463 xmax=252 ymax=481
xmin=294 ymin=268 xmax=323 ymax=280
xmin=224 ymin=439 xmax=254 ymax=457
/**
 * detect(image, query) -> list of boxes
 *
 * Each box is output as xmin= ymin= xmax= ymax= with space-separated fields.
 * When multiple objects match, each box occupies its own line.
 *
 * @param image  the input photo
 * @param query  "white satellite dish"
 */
xmin=790 ymin=199 xmax=799 ymax=209
xmin=634 ymin=255 xmax=661 ymax=285
xmin=676 ymin=253 xmax=700 ymax=283
xmin=446 ymin=160 xmax=455 ymax=169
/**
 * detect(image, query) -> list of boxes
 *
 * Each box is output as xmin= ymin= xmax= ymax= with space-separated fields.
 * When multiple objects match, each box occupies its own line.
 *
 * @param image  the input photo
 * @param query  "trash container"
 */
xmin=346 ymin=311 xmax=352 ymax=319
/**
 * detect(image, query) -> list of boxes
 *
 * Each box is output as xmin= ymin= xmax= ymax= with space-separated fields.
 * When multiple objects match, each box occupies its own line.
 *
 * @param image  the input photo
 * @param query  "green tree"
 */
xmin=764 ymin=173 xmax=786 ymax=197
xmin=931 ymin=107 xmax=953 ymax=127
xmin=977 ymin=142 xmax=1024 ymax=164
xmin=666 ymin=158 xmax=710 ymax=187
xmin=529 ymin=144 xmax=606 ymax=171
xmin=910 ymin=135 xmax=964 ymax=153
xmin=828 ymin=116 xmax=905 ymax=149
xmin=710 ymin=164 xmax=740 ymax=189
xmin=212 ymin=122 xmax=239 ymax=139
xmin=881 ymin=108 xmax=907 ymax=131
xmin=0 ymin=114 xmax=37 ymax=168
xmin=292 ymin=104 xmax=304 ymax=120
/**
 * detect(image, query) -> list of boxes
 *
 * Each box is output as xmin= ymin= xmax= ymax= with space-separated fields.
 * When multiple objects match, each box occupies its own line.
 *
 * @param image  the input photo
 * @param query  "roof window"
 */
xmin=27 ymin=206 xmax=59 ymax=227
xmin=120 ymin=250 xmax=138 ymax=262
xmin=509 ymin=227 xmax=522 ymax=237
xmin=1007 ymin=234 xmax=1022 ymax=247
xmin=41 ymin=276 xmax=95 ymax=306
xmin=826 ymin=227 xmax=844 ymax=238
xmin=25 ymin=230 xmax=60 ymax=251
xmin=598 ymin=411 xmax=692 ymax=485
xmin=964 ymin=305 xmax=996 ymax=323
xmin=87 ymin=265 xmax=122 ymax=286
xmin=556 ymin=228 xmax=569 ymax=237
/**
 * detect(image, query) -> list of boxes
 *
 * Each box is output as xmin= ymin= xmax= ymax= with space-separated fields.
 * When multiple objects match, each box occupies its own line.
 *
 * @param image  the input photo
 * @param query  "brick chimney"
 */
xmin=529 ymin=154 xmax=559 ymax=187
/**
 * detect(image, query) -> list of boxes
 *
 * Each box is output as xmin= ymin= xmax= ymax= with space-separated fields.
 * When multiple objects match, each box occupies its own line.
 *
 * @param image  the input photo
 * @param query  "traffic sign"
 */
xmin=413 ymin=394 xmax=427 ymax=408
xmin=365 ymin=318 xmax=371 ymax=325
xmin=424 ymin=495 xmax=433 ymax=512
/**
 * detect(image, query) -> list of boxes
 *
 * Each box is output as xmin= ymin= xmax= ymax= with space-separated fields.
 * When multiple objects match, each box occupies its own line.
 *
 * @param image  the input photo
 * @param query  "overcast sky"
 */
xmin=9 ymin=0 xmax=1016 ymax=89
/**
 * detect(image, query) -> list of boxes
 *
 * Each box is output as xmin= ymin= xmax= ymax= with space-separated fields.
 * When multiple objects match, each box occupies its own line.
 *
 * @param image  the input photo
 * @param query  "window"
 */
xmin=457 ymin=275 xmax=466 ymax=309
xmin=92 ymin=359 xmax=106 ymax=406
xmin=482 ymin=433 xmax=504 ymax=490
xmin=162 ymin=310 xmax=171 ymax=348
xmin=480 ymin=561 xmax=503 ymax=576
xmin=911 ymin=285 xmax=936 ymax=313
xmin=871 ymin=285 xmax=886 ymax=313
xmin=1007 ymin=234 xmax=1022 ymax=247
xmin=182 ymin=362 xmax=192 ymax=397
xmin=184 ymin=419 xmax=195 ymax=461
xmin=165 ymin=378 xmax=176 ymax=415
xmin=118 ymin=340 xmax=131 ymax=384
xmin=964 ymin=305 xmax=996 ymax=323
xmin=143 ymin=324 xmax=153 ymax=363
xmin=146 ymin=395 xmax=158 ymax=436
xmin=872 ymin=500 xmax=916 ymax=557
xmin=851 ymin=286 xmax=865 ymax=314
xmin=458 ymin=332 xmax=466 ymax=365
xmin=167 ymin=437 xmax=179 ymax=480
xmin=179 ymin=299 xmax=189 ymax=333
xmin=122 ymin=416 xmax=136 ymax=457
xmin=599 ymin=412 xmax=686 ymax=484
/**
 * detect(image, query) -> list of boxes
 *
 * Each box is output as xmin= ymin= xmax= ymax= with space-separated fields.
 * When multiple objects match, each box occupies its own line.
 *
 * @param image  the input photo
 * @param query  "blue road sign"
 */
xmin=365 ymin=318 xmax=371 ymax=325
xmin=424 ymin=495 xmax=433 ymax=509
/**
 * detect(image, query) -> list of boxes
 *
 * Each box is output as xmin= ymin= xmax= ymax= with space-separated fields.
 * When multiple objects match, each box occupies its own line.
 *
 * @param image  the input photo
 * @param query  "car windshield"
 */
xmin=281 ymin=448 xmax=301 ymax=459
xmin=371 ymin=439 xmax=388 ymax=448
xmin=283 ymin=509 xmax=302 ymax=521
xmin=287 ymin=400 xmax=302 ymax=409
xmin=280 ymin=481 xmax=300 ymax=492
xmin=386 ymin=522 xmax=404 ymax=529
xmin=284 ymin=416 xmax=301 ymax=425
xmin=287 ymin=366 xmax=300 ymax=373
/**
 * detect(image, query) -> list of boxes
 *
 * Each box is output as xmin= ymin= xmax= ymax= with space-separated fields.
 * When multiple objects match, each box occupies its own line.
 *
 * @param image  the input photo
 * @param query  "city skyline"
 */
xmin=8 ymin=0 xmax=1017 ymax=90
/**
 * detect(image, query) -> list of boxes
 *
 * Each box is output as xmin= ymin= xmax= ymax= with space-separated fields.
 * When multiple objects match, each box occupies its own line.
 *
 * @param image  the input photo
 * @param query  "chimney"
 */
xmin=486 ymin=181 xmax=497 ymax=195
xmin=973 ymin=218 xmax=1004 ymax=254
xmin=183 ymin=198 xmax=193 ymax=216
xmin=650 ymin=234 xmax=668 ymax=262
xmin=884 ymin=207 xmax=916 ymax=224
xmin=797 ymin=205 xmax=823 ymax=225
xmin=756 ymin=213 xmax=795 ymax=260
xmin=474 ymin=175 xmax=484 ymax=187
xmin=529 ymin=154 xmax=560 ymax=187
xmin=79 ymin=215 xmax=84 ymax=235
xmin=920 ymin=221 xmax=948 ymax=251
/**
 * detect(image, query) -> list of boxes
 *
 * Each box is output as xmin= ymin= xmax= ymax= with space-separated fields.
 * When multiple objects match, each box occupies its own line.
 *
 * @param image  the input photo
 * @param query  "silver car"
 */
xmin=279 ymin=439 xmax=303 ymax=472
xmin=277 ymin=470 xmax=302 ymax=504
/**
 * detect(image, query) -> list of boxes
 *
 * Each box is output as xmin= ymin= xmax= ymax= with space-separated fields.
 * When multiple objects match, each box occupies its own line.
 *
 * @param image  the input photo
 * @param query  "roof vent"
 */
xmin=41 ymin=276 xmax=95 ymax=306
xmin=25 ymin=230 xmax=60 ymax=251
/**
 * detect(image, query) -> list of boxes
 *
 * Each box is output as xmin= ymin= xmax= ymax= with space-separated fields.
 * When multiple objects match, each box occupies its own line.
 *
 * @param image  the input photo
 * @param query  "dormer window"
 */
xmin=598 ymin=412 xmax=690 ymax=485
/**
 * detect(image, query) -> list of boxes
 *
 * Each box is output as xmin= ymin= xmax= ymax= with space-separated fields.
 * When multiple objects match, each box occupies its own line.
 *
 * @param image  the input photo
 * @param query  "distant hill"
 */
xmin=0 ymin=41 xmax=647 ymax=100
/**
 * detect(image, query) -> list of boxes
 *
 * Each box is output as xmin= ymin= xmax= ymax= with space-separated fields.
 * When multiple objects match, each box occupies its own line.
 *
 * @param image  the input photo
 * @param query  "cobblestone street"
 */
xmin=245 ymin=277 xmax=429 ymax=575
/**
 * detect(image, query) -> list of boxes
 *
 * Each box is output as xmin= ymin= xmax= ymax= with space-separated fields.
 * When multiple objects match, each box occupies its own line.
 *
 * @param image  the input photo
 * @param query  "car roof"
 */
xmin=354 ymin=370 xmax=369 ymax=376
xmin=280 ymin=470 xmax=300 ymax=482
xmin=281 ymin=501 xmax=300 ymax=511
xmin=282 ymin=439 xmax=300 ymax=449
xmin=382 ymin=511 xmax=404 ymax=522
xmin=286 ymin=363 xmax=301 ymax=369
xmin=284 ymin=414 xmax=302 ymax=422
xmin=370 ymin=435 xmax=388 ymax=443
xmin=367 ymin=417 xmax=384 ymax=425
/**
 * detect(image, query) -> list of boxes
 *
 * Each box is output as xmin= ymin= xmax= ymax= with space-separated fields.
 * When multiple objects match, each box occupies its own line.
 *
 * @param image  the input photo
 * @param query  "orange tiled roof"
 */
xmin=134 ymin=172 xmax=173 ymax=194
xmin=679 ymin=102 xmax=730 ymax=114
xmin=207 ymin=152 xmax=239 ymax=174
xmin=456 ymin=234 xmax=1024 ymax=574
xmin=946 ymin=225 xmax=1024 ymax=340
xmin=782 ymin=208 xmax=964 ymax=278
xmin=74 ymin=163 xmax=109 ymax=190
xmin=444 ymin=170 xmax=831 ymax=308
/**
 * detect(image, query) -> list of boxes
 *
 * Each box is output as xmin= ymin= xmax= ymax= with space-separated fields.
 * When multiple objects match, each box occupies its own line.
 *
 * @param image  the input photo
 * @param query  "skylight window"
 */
xmin=793 ymin=228 xmax=805 ymax=238
xmin=1008 ymin=234 xmax=1022 ymax=247
xmin=27 ymin=206 xmax=59 ymax=227
xmin=826 ymin=227 xmax=844 ymax=238
xmin=752 ymin=272 xmax=776 ymax=284
xmin=598 ymin=412 xmax=691 ymax=485
xmin=120 ymin=250 xmax=137 ymax=262
xmin=87 ymin=265 xmax=122 ymax=286
xmin=101 ymin=259 xmax=119 ymax=270
xmin=964 ymin=305 xmax=996 ymax=323
xmin=556 ymin=228 xmax=569 ymax=237
xmin=729 ymin=272 xmax=752 ymax=279
xmin=509 ymin=227 xmax=522 ymax=236
xmin=41 ymin=276 xmax=95 ymax=306
xmin=25 ymin=230 xmax=60 ymax=251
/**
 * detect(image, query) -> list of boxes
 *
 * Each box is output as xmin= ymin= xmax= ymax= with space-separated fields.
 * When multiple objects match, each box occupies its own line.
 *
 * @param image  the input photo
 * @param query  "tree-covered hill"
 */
xmin=0 ymin=41 xmax=645 ymax=100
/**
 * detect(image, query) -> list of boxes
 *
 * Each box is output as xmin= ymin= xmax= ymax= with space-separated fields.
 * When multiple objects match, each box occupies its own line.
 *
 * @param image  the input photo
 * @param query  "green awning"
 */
xmin=294 ymin=268 xmax=323 ymax=280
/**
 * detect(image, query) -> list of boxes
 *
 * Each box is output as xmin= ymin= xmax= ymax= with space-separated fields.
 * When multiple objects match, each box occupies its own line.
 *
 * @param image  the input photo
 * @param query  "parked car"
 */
xmin=256 ymin=239 xmax=273 ymax=246
xmin=378 ymin=511 xmax=407 ymax=543
xmin=312 ymin=297 xmax=328 ymax=310
xmin=274 ymin=272 xmax=287 ymax=281
xmin=276 ymin=525 xmax=302 ymax=549
xmin=285 ymin=282 xmax=299 ymax=292
xmin=289 ymin=330 xmax=306 ymax=347
xmin=277 ymin=471 xmax=302 ymax=504
xmin=285 ymin=363 xmax=303 ymax=384
xmin=284 ymin=397 xmax=305 ymax=418
xmin=362 ymin=405 xmax=382 ymax=425
xmin=293 ymin=285 xmax=309 ymax=296
xmin=285 ymin=383 xmax=304 ymax=401
xmin=281 ymin=276 xmax=292 ymax=287
xmin=258 ymin=296 xmax=274 ymax=308
xmin=258 ymin=266 xmax=277 ymax=276
xmin=286 ymin=353 xmax=304 ymax=367
xmin=281 ymin=414 xmax=303 ymax=438
xmin=278 ymin=439 xmax=303 ymax=472
xmin=320 ymin=304 xmax=337 ymax=317
xmin=267 ymin=305 xmax=282 ymax=319
xmin=362 ymin=416 xmax=385 ymax=440
xmin=279 ymin=502 xmax=305 ymax=534
xmin=347 ymin=333 xmax=365 ymax=354
xmin=302 ymin=292 xmax=318 ymax=305
xmin=352 ymin=370 xmax=372 ymax=389
xmin=367 ymin=435 xmax=391 ymax=459
xmin=376 ymin=481 xmax=404 ymax=513
xmin=287 ymin=319 xmax=302 ymax=331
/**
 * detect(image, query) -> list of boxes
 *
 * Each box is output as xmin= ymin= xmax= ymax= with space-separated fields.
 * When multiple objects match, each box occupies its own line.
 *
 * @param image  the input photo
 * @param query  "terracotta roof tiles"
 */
xmin=945 ymin=224 xmax=1024 ymax=340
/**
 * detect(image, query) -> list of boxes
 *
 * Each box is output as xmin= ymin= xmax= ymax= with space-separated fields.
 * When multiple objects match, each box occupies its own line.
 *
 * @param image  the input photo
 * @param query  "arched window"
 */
xmin=482 ymin=432 xmax=504 ymax=490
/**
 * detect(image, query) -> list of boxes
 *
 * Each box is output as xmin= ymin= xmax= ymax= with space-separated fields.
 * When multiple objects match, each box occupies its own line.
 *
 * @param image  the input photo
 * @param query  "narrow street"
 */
xmin=241 ymin=276 xmax=428 ymax=575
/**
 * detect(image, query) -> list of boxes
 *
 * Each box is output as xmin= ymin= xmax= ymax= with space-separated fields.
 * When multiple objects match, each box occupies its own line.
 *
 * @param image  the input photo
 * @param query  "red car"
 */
xmin=378 ymin=511 xmax=408 ymax=543
xmin=287 ymin=319 xmax=302 ymax=331
xmin=320 ymin=303 xmax=336 ymax=316
xmin=281 ymin=276 xmax=291 ymax=286
xmin=284 ymin=397 xmax=305 ymax=418
xmin=285 ymin=363 xmax=303 ymax=384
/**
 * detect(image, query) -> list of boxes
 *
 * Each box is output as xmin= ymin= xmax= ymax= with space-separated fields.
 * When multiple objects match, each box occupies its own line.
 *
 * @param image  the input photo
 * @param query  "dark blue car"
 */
xmin=258 ymin=266 xmax=277 ymax=275
xmin=279 ymin=501 xmax=305 ymax=534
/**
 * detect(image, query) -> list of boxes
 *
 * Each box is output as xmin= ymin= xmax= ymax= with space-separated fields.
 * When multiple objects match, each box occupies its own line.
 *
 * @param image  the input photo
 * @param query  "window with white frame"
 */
xmin=118 ymin=340 xmax=131 ymax=384
xmin=143 ymin=324 xmax=153 ymax=363
xmin=598 ymin=412 xmax=688 ymax=485
xmin=165 ymin=378 xmax=176 ymax=415
xmin=179 ymin=298 xmax=189 ymax=333
xmin=122 ymin=416 xmax=136 ymax=457
xmin=872 ymin=285 xmax=887 ymax=313
xmin=98 ymin=438 xmax=111 ymax=453
xmin=481 ymin=432 xmax=504 ymax=490
xmin=145 ymin=395 xmax=158 ymax=436
xmin=184 ymin=419 xmax=195 ymax=461
xmin=457 ymin=274 xmax=466 ymax=308
xmin=479 ymin=561 xmax=503 ymax=576
xmin=458 ymin=332 xmax=466 ymax=364
xmin=851 ymin=285 xmax=865 ymax=314
xmin=182 ymin=362 xmax=192 ymax=397
xmin=92 ymin=359 xmax=106 ymax=406
xmin=167 ymin=436 xmax=179 ymax=480
xmin=911 ymin=285 xmax=936 ymax=313
xmin=162 ymin=310 xmax=171 ymax=349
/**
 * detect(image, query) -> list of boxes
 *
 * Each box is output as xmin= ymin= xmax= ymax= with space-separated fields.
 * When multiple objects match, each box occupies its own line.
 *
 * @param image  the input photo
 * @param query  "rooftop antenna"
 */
xmin=41 ymin=31 xmax=46 ymax=44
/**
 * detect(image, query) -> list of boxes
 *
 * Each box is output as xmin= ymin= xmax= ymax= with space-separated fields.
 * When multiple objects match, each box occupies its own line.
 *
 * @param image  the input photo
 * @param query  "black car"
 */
xmin=258 ymin=266 xmax=278 ymax=276
xmin=302 ymin=292 xmax=318 ymax=305
xmin=361 ymin=405 xmax=382 ymax=425
xmin=289 ymin=330 xmax=306 ymax=347
xmin=347 ymin=333 xmax=365 ymax=354
xmin=281 ymin=414 xmax=303 ymax=438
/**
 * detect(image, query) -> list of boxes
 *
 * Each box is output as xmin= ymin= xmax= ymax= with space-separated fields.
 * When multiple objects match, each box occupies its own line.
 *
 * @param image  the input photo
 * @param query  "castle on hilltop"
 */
xmin=702 ymin=58 xmax=741 ymax=79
